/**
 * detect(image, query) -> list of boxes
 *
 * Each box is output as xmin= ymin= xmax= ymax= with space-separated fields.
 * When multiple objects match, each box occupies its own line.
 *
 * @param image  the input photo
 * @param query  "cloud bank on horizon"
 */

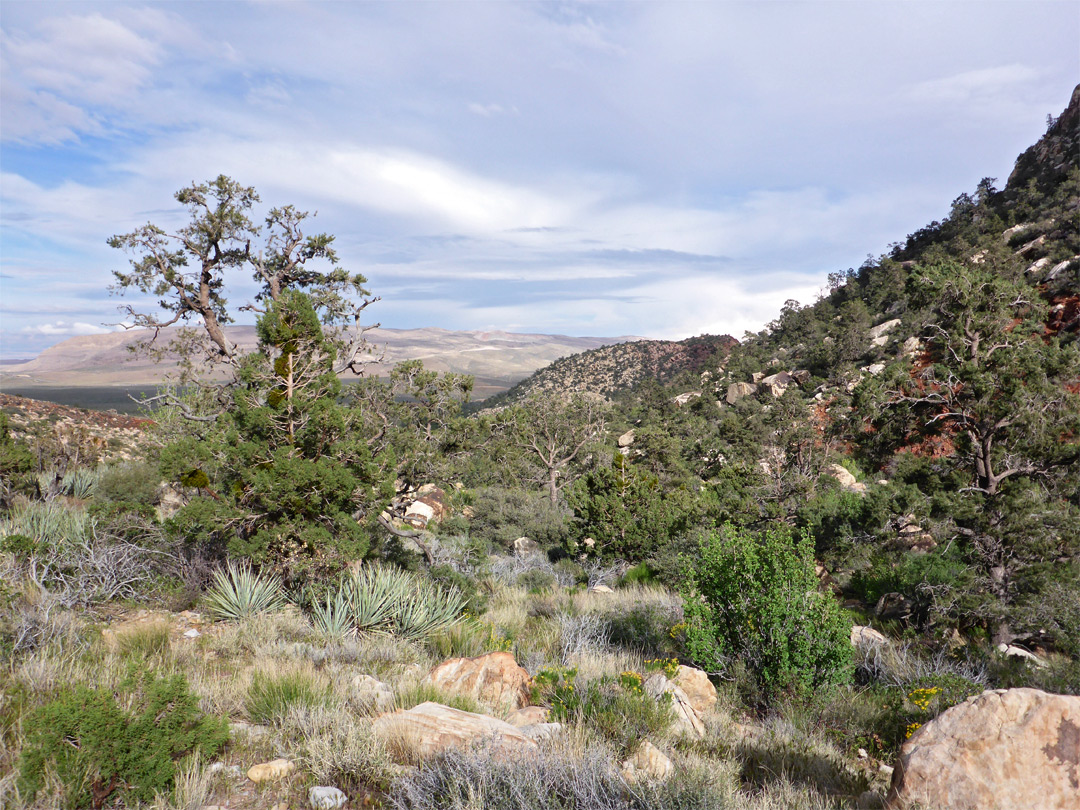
xmin=1 ymin=1 xmax=1076 ymax=360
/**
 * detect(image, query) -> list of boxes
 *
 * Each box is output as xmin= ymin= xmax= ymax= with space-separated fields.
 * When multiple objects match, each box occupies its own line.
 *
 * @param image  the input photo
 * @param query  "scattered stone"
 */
xmin=588 ymin=584 xmax=614 ymax=594
xmin=425 ymin=651 xmax=532 ymax=710
xmin=726 ymin=381 xmax=757 ymax=405
xmin=863 ymin=363 xmax=886 ymax=376
xmin=760 ymin=372 xmax=793 ymax=397
xmin=826 ymin=463 xmax=867 ymax=494
xmin=620 ymin=740 xmax=674 ymax=784
xmin=643 ymin=673 xmax=705 ymax=738
xmin=851 ymin=625 xmax=888 ymax=651
xmin=372 ymin=701 xmax=537 ymax=761
xmin=506 ymin=706 xmax=549 ymax=727
xmin=247 ymin=758 xmax=295 ymax=783
xmin=519 ymin=722 xmax=564 ymax=741
xmin=901 ymin=336 xmax=922 ymax=357
xmin=183 ymin=628 xmax=200 ymax=638
xmin=672 ymin=391 xmax=701 ymax=406
xmin=513 ymin=536 xmax=539 ymax=555
xmin=996 ymin=643 xmax=1047 ymax=667
xmin=887 ymin=688 xmax=1080 ymax=810
xmin=672 ymin=665 xmax=717 ymax=717
xmin=309 ymin=786 xmax=348 ymax=809
xmin=352 ymin=674 xmax=396 ymax=713
xmin=1026 ymin=256 xmax=1052 ymax=275
xmin=868 ymin=318 xmax=902 ymax=341
xmin=617 ymin=428 xmax=636 ymax=448
xmin=1016 ymin=234 xmax=1047 ymax=257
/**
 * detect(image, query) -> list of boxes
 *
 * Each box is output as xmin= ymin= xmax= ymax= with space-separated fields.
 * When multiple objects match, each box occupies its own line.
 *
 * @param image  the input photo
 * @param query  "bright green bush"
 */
xmin=682 ymin=525 xmax=852 ymax=695
xmin=95 ymin=460 xmax=160 ymax=507
xmin=16 ymin=668 xmax=228 ymax=809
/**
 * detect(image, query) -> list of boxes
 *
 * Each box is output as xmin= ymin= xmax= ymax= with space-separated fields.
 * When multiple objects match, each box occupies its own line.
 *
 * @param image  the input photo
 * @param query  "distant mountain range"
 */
xmin=0 ymin=326 xmax=641 ymax=400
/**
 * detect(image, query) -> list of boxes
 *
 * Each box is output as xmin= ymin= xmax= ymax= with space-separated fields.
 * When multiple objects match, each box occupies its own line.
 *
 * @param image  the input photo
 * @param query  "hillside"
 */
xmin=487 ymin=333 xmax=739 ymax=406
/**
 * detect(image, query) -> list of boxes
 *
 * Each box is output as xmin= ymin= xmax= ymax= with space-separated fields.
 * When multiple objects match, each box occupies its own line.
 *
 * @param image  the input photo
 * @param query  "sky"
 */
xmin=1 ymin=1 xmax=1077 ymax=361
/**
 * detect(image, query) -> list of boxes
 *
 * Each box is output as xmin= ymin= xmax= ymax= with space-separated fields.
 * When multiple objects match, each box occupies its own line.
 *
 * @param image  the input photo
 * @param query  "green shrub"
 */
xmin=531 ymin=667 xmax=674 ymax=755
xmin=518 ymin=568 xmax=557 ymax=592
xmin=16 ymin=668 xmax=227 ymax=809
xmin=682 ymin=524 xmax=852 ymax=695
xmin=245 ymin=670 xmax=330 ymax=725
xmin=96 ymin=460 xmax=160 ymax=507
xmin=465 ymin=487 xmax=571 ymax=551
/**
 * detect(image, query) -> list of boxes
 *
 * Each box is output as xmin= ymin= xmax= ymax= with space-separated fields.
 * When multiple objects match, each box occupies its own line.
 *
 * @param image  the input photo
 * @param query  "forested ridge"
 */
xmin=0 ymin=87 xmax=1077 ymax=810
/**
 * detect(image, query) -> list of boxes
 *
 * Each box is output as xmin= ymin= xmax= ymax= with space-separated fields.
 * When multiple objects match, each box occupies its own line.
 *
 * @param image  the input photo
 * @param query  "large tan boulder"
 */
xmin=643 ymin=673 xmax=705 ymax=738
xmin=887 ymin=688 xmax=1080 ymax=810
xmin=506 ymin=705 xmax=549 ymax=727
xmin=246 ymin=758 xmax=295 ymax=783
xmin=672 ymin=665 xmax=717 ymax=717
xmin=371 ymin=701 xmax=537 ymax=762
xmin=620 ymin=739 xmax=674 ymax=784
xmin=424 ymin=651 xmax=532 ymax=710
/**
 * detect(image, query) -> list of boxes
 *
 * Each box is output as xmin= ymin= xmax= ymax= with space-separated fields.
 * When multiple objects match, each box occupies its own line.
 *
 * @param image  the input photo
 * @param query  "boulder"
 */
xmin=1026 ymin=256 xmax=1052 ymax=275
xmin=672 ymin=391 xmax=701 ymax=406
xmin=851 ymin=625 xmax=888 ymax=652
xmin=827 ymin=463 xmax=867 ymax=494
xmin=309 ymin=786 xmax=348 ymax=810
xmin=996 ymin=643 xmax=1047 ymax=667
xmin=425 ymin=651 xmax=531 ymax=710
xmin=588 ymin=584 xmax=614 ymax=594
xmin=620 ymin=740 xmax=674 ymax=784
xmin=672 ymin=665 xmax=717 ymax=717
xmin=519 ymin=722 xmax=564 ymax=741
xmin=352 ymin=673 xmax=395 ymax=713
xmin=869 ymin=319 xmax=902 ymax=341
xmin=760 ymin=372 xmax=793 ymax=397
xmin=864 ymin=363 xmax=886 ymax=376
xmin=617 ymin=429 xmax=636 ymax=448
xmin=886 ymin=688 xmax=1080 ymax=810
xmin=506 ymin=705 xmax=549 ymax=727
xmin=1016 ymin=234 xmax=1047 ymax=257
xmin=902 ymin=336 xmax=922 ymax=357
xmin=247 ymin=758 xmax=295 ymax=783
xmin=513 ymin=536 xmax=539 ymax=556
xmin=371 ymin=701 xmax=537 ymax=762
xmin=790 ymin=369 xmax=811 ymax=385
xmin=643 ymin=673 xmax=705 ymax=738
xmin=726 ymin=381 xmax=758 ymax=404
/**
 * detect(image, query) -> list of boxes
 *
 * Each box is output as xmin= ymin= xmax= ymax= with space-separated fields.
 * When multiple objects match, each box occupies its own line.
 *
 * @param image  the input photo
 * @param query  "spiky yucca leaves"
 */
xmin=310 ymin=565 xmax=466 ymax=641
xmin=203 ymin=561 xmax=287 ymax=621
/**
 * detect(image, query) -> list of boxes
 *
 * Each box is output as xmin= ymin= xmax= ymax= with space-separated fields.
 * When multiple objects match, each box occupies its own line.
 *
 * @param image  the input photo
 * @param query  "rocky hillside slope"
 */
xmin=488 ymin=333 xmax=738 ymax=405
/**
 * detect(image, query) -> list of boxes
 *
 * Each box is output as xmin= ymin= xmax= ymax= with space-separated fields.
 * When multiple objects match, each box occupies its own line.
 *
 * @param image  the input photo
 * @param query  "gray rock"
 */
xmin=309 ymin=786 xmax=347 ymax=810
xmin=726 ymin=381 xmax=758 ymax=404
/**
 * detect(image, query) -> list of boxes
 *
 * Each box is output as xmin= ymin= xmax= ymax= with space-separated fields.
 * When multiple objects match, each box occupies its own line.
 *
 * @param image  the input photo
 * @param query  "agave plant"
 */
xmin=60 ymin=468 xmax=99 ymax=499
xmin=203 ymin=561 xmax=287 ymax=621
xmin=392 ymin=580 xmax=468 ymax=641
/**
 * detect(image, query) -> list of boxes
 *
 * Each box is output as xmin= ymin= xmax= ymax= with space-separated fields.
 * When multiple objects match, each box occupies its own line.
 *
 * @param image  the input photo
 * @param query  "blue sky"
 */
xmin=1 ymin=1 xmax=1077 ymax=360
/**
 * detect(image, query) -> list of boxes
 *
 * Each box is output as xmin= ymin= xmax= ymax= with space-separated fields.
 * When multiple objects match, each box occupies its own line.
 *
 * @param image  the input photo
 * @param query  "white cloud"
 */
xmin=906 ymin=65 xmax=1041 ymax=105
xmin=22 ymin=320 xmax=118 ymax=337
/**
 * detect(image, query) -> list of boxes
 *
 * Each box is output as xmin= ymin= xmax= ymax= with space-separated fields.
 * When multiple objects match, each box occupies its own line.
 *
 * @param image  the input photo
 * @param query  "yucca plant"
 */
xmin=0 ymin=500 xmax=91 ymax=548
xmin=60 ymin=467 xmax=99 ymax=499
xmin=308 ymin=565 xmax=467 ymax=641
xmin=310 ymin=587 xmax=356 ymax=639
xmin=203 ymin=561 xmax=287 ymax=621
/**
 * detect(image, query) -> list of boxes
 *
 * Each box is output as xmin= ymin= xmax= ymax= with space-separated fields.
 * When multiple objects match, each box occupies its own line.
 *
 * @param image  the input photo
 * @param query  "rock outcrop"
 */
xmin=424 ymin=651 xmax=532 ymax=710
xmin=887 ymin=688 xmax=1080 ymax=810
xmin=672 ymin=665 xmax=717 ymax=717
xmin=372 ymin=701 xmax=537 ymax=761
xmin=643 ymin=673 xmax=705 ymax=738
xmin=620 ymin=740 xmax=675 ymax=784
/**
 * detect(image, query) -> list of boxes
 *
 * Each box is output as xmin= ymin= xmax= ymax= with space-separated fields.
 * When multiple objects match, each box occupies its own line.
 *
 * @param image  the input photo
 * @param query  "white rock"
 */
xmin=996 ymin=643 xmax=1047 ymax=667
xmin=183 ymin=628 xmax=200 ymax=638
xmin=310 ymin=786 xmax=348 ymax=809
xmin=588 ymin=584 xmax=614 ymax=594
xmin=868 ymin=319 xmax=901 ymax=340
